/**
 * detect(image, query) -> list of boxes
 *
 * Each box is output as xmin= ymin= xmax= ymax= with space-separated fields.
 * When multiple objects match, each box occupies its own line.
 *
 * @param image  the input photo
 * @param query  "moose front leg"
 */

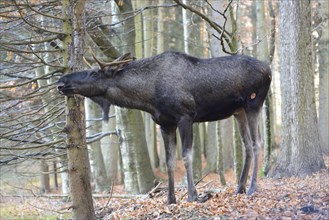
xmin=178 ymin=116 xmax=198 ymax=202
xmin=160 ymin=125 xmax=177 ymax=204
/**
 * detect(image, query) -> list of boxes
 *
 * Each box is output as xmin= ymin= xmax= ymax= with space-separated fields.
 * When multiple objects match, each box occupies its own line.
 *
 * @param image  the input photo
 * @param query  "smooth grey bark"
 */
xmin=144 ymin=113 xmax=159 ymax=170
xmin=205 ymin=122 xmax=217 ymax=173
xmin=114 ymin=0 xmax=155 ymax=194
xmin=142 ymin=1 xmax=159 ymax=170
xmin=156 ymin=0 xmax=167 ymax=173
xmin=116 ymin=107 xmax=155 ymax=194
xmin=255 ymin=0 xmax=275 ymax=176
xmin=101 ymin=107 xmax=120 ymax=183
xmin=233 ymin=119 xmax=243 ymax=183
xmin=216 ymin=121 xmax=226 ymax=186
xmin=192 ymin=124 xmax=202 ymax=180
xmin=40 ymin=160 xmax=50 ymax=193
xmin=182 ymin=0 xmax=203 ymax=180
xmin=85 ymin=99 xmax=110 ymax=192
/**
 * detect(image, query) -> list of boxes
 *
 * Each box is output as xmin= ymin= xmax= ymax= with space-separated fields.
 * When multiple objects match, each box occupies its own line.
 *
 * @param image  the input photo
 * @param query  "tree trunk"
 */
xmin=142 ymin=0 xmax=159 ymax=170
xmin=101 ymin=107 xmax=120 ymax=183
xmin=205 ymin=122 xmax=217 ymax=173
xmin=192 ymin=124 xmax=202 ymax=180
xmin=182 ymin=0 xmax=190 ymax=54
xmin=142 ymin=0 xmax=154 ymax=57
xmin=156 ymin=0 xmax=167 ymax=173
xmin=270 ymin=0 xmax=325 ymax=178
xmin=62 ymin=0 xmax=96 ymax=218
xmin=216 ymin=122 xmax=226 ymax=186
xmin=221 ymin=119 xmax=234 ymax=171
xmin=85 ymin=99 xmax=110 ymax=192
xmin=255 ymin=0 xmax=275 ymax=176
xmin=145 ymin=113 xmax=159 ymax=170
xmin=318 ymin=0 xmax=329 ymax=154
xmin=208 ymin=0 xmax=241 ymax=177
xmin=116 ymin=108 xmax=155 ymax=193
xmin=114 ymin=0 xmax=155 ymax=194
xmin=233 ymin=119 xmax=243 ymax=183
xmin=183 ymin=0 xmax=203 ymax=178
xmin=40 ymin=160 xmax=50 ymax=193
xmin=53 ymin=162 xmax=58 ymax=190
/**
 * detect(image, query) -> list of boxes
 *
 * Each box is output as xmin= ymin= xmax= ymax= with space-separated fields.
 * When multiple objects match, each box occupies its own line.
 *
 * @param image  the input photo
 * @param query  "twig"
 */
xmin=174 ymin=0 xmax=234 ymax=55
xmin=4 ymin=182 xmax=37 ymax=197
xmin=26 ymin=201 xmax=71 ymax=215
xmin=100 ymin=180 xmax=115 ymax=214
xmin=148 ymin=181 xmax=163 ymax=196
xmin=195 ymin=172 xmax=211 ymax=186
xmin=180 ymin=172 xmax=210 ymax=200
xmin=197 ymin=180 xmax=214 ymax=189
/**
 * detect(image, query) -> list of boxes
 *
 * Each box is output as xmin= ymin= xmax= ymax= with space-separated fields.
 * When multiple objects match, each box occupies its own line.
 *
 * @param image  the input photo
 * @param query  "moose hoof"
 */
xmin=167 ymin=198 xmax=177 ymax=205
xmin=187 ymin=193 xmax=198 ymax=202
xmin=167 ymin=196 xmax=177 ymax=205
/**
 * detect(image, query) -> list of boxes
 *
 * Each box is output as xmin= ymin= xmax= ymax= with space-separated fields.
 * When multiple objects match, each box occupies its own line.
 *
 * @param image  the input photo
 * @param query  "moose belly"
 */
xmin=194 ymin=99 xmax=244 ymax=122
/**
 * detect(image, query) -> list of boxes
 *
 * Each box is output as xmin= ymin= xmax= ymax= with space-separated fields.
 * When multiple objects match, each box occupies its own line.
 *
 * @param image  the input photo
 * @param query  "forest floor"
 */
xmin=0 ymin=159 xmax=329 ymax=219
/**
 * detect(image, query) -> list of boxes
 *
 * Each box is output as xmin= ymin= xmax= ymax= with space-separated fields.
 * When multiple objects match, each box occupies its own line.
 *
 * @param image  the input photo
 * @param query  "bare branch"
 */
xmin=87 ymin=131 xmax=117 ymax=144
xmin=13 ymin=0 xmax=65 ymax=35
xmin=173 ymin=0 xmax=235 ymax=55
xmin=26 ymin=2 xmax=65 ymax=21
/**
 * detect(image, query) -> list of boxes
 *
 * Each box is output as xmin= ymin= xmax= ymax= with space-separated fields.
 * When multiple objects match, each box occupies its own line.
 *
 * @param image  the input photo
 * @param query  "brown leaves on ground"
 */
xmin=1 ymin=168 xmax=328 ymax=219
xmin=99 ymin=169 xmax=329 ymax=219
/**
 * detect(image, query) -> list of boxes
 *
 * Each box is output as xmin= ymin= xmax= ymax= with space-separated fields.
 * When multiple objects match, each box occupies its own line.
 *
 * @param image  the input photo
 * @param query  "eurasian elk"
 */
xmin=57 ymin=51 xmax=271 ymax=204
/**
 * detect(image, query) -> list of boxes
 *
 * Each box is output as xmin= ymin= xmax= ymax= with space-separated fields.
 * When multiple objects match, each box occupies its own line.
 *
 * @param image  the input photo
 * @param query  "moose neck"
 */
xmin=105 ymin=72 xmax=157 ymax=115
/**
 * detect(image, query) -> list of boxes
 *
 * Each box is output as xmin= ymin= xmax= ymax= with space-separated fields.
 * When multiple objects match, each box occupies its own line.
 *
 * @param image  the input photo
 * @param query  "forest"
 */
xmin=0 ymin=0 xmax=328 ymax=219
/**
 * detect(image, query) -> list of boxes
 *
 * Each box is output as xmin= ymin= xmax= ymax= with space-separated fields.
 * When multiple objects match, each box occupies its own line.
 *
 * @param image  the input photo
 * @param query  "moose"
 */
xmin=57 ymin=51 xmax=271 ymax=204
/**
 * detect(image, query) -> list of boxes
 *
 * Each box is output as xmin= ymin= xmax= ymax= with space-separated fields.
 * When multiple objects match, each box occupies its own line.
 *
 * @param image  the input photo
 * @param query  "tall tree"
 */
xmin=85 ymin=99 xmax=110 ymax=192
xmin=192 ymin=124 xmax=202 ymax=180
xmin=101 ymin=107 xmax=120 ymax=183
xmin=212 ymin=0 xmax=242 ymax=181
xmin=318 ymin=0 xmax=329 ymax=154
xmin=156 ymin=0 xmax=168 ymax=173
xmin=181 ymin=0 xmax=203 ymax=179
xmin=216 ymin=121 xmax=226 ymax=186
xmin=114 ymin=0 xmax=155 ymax=194
xmin=142 ymin=0 xmax=159 ymax=170
xmin=270 ymin=0 xmax=325 ymax=178
xmin=62 ymin=0 xmax=96 ymax=218
xmin=255 ymin=0 xmax=275 ymax=176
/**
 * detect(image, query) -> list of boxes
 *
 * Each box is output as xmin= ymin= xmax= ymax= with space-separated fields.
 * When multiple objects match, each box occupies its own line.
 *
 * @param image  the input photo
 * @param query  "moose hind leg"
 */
xmin=246 ymin=110 xmax=261 ymax=195
xmin=160 ymin=125 xmax=177 ymax=204
xmin=178 ymin=116 xmax=198 ymax=202
xmin=234 ymin=110 xmax=253 ymax=194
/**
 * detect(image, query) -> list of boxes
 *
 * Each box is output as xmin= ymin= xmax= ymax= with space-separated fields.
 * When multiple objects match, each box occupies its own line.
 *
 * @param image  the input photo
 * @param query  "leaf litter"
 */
xmin=1 ymin=165 xmax=328 ymax=219
xmin=97 ymin=168 xmax=329 ymax=220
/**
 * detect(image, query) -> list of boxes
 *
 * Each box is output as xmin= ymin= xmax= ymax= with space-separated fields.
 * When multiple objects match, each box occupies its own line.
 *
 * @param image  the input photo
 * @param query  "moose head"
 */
xmin=57 ymin=53 xmax=134 ymax=120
